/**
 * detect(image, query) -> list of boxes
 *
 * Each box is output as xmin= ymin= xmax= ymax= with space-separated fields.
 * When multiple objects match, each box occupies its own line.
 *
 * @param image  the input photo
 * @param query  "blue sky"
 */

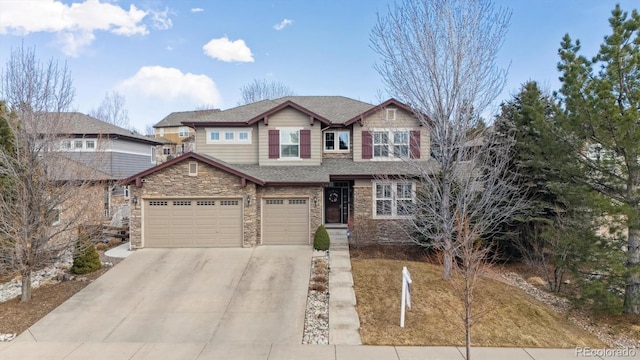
xmin=0 ymin=0 xmax=637 ymax=132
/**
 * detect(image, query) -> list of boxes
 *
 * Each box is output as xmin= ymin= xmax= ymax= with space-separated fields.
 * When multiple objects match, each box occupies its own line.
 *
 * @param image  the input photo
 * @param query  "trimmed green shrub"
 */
xmin=314 ymin=225 xmax=330 ymax=251
xmin=71 ymin=233 xmax=102 ymax=274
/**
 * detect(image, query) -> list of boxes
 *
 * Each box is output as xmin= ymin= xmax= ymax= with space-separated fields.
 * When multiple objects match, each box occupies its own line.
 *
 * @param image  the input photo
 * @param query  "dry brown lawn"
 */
xmin=352 ymin=258 xmax=606 ymax=348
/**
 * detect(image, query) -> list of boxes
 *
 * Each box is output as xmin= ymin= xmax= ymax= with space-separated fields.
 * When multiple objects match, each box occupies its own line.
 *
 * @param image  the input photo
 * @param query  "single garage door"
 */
xmin=144 ymin=198 xmax=242 ymax=247
xmin=262 ymin=198 xmax=310 ymax=245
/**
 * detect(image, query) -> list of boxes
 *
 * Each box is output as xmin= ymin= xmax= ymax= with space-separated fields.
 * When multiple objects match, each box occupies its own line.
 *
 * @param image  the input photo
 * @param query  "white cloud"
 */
xmin=166 ymin=45 xmax=173 ymax=51
xmin=191 ymin=8 xmax=204 ymax=13
xmin=150 ymin=8 xmax=172 ymax=30
xmin=0 ymin=0 xmax=156 ymax=56
xmin=118 ymin=66 xmax=221 ymax=106
xmin=273 ymin=19 xmax=293 ymax=31
xmin=203 ymin=37 xmax=254 ymax=62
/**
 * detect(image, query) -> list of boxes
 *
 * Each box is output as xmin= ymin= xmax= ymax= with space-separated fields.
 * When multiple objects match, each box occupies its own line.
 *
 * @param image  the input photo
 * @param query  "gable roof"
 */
xmin=45 ymin=112 xmax=162 ymax=145
xmin=343 ymin=98 xmax=421 ymax=126
xmin=154 ymin=109 xmax=221 ymax=128
xmin=118 ymin=152 xmax=266 ymax=187
xmin=180 ymin=96 xmax=379 ymax=127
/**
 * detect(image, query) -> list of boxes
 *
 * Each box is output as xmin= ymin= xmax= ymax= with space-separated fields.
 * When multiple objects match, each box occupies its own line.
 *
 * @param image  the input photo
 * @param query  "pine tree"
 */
xmin=557 ymin=5 xmax=640 ymax=313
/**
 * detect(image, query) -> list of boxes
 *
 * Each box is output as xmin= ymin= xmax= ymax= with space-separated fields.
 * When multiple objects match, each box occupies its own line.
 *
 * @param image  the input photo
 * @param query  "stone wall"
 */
xmin=128 ymin=159 xmax=258 ymax=248
xmin=257 ymin=185 xmax=324 ymax=244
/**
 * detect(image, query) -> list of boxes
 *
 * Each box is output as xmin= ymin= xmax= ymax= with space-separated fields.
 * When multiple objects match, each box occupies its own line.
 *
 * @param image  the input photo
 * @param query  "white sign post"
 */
xmin=400 ymin=266 xmax=412 ymax=328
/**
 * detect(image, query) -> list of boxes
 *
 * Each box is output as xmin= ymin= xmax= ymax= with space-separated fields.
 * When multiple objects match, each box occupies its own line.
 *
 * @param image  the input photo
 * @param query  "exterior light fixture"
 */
xmin=132 ymin=195 xmax=138 ymax=207
xmin=313 ymin=194 xmax=318 ymax=207
xmin=246 ymin=194 xmax=252 ymax=205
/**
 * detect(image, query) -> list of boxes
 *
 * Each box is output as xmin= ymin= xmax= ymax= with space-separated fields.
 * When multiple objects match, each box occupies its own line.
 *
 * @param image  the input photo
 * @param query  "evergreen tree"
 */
xmin=557 ymin=5 xmax=640 ymax=313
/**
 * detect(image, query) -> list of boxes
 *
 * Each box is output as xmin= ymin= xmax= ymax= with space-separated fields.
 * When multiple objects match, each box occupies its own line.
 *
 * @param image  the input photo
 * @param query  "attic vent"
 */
xmin=386 ymin=108 xmax=396 ymax=121
xmin=188 ymin=162 xmax=198 ymax=176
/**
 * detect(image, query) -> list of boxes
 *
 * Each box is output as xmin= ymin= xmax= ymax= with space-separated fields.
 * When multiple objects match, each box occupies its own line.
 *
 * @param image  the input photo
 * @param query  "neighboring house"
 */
xmin=153 ymin=109 xmax=220 ymax=163
xmin=51 ymin=112 xmax=163 ymax=219
xmin=120 ymin=96 xmax=436 ymax=248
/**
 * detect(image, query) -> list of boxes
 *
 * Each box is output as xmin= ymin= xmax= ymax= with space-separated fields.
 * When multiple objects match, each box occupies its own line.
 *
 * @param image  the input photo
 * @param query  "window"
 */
xmin=85 ymin=140 xmax=96 ymax=150
xmin=238 ymin=131 xmax=249 ymax=142
xmin=74 ymin=140 xmax=83 ymax=149
xmin=159 ymin=128 xmax=165 ymax=137
xmin=48 ymin=206 xmax=61 ymax=226
xmin=280 ymin=129 xmax=299 ymax=158
xmin=373 ymin=131 xmax=389 ymax=157
xmin=206 ymin=128 xmax=252 ymax=144
xmin=178 ymin=127 xmax=189 ymax=137
xmin=151 ymin=147 xmax=157 ymax=163
xmin=324 ymin=131 xmax=349 ymax=151
xmin=224 ymin=132 xmax=234 ymax=141
xmin=386 ymin=108 xmax=396 ymax=121
xmin=373 ymin=130 xmax=409 ymax=158
xmin=209 ymin=131 xmax=220 ymax=141
xmin=188 ymin=161 xmax=198 ymax=176
xmin=163 ymin=147 xmax=171 ymax=155
xmin=123 ymin=186 xmax=130 ymax=200
xmin=61 ymin=140 xmax=72 ymax=150
xmin=373 ymin=181 xmax=415 ymax=218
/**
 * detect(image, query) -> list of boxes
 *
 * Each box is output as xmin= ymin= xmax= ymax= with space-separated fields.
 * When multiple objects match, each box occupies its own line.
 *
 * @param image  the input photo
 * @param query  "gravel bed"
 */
xmin=502 ymin=272 xmax=639 ymax=349
xmin=302 ymin=251 xmax=329 ymax=344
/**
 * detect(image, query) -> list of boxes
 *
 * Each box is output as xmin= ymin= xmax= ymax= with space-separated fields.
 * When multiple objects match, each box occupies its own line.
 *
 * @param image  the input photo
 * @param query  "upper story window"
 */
xmin=373 ymin=130 xmax=409 ymax=158
xmin=85 ymin=140 xmax=96 ymax=150
xmin=280 ymin=129 xmax=299 ymax=158
xmin=324 ymin=131 xmax=349 ymax=152
xmin=206 ymin=128 xmax=252 ymax=144
xmin=74 ymin=140 xmax=83 ymax=150
xmin=61 ymin=140 xmax=72 ymax=150
xmin=60 ymin=139 xmax=96 ymax=151
xmin=178 ymin=127 xmax=189 ymax=137
xmin=386 ymin=108 xmax=397 ymax=121
xmin=159 ymin=128 xmax=165 ymax=137
xmin=374 ymin=181 xmax=415 ymax=218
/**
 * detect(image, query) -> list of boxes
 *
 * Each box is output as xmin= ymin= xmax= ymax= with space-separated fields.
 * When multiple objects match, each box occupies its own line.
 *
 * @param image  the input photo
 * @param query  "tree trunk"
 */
xmin=443 ymin=243 xmax=453 ymax=280
xmin=465 ymin=273 xmax=472 ymax=360
xmin=21 ymin=270 xmax=32 ymax=303
xmin=624 ymin=227 xmax=640 ymax=314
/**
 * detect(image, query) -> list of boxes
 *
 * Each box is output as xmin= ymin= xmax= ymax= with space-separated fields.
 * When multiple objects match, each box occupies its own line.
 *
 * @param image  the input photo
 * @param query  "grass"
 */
xmin=351 ymin=258 xmax=606 ymax=348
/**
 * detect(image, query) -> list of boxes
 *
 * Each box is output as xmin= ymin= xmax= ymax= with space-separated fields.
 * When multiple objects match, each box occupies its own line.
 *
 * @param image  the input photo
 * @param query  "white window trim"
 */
xmin=371 ymin=129 xmax=410 ymax=161
xmin=278 ymin=127 xmax=301 ymax=159
xmin=60 ymin=138 xmax=97 ymax=151
xmin=178 ymin=126 xmax=189 ymax=137
xmin=372 ymin=180 xmax=415 ymax=219
xmin=206 ymin=128 xmax=252 ymax=144
xmin=386 ymin=108 xmax=397 ymax=121
xmin=151 ymin=147 xmax=157 ymax=164
xmin=324 ymin=130 xmax=350 ymax=152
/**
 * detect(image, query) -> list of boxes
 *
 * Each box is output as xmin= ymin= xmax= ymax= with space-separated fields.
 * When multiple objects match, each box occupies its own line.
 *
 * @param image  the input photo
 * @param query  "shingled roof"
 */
xmin=154 ymin=108 xmax=221 ymax=128
xmin=44 ymin=112 xmax=162 ymax=145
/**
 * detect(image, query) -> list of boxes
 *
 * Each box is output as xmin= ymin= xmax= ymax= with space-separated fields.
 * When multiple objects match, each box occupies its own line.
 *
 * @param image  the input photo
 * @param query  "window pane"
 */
xmin=325 ymin=132 xmax=335 ymax=150
xmin=338 ymin=132 xmax=349 ymax=150
xmin=210 ymin=132 xmax=219 ymax=141
xmin=374 ymin=145 xmax=389 ymax=157
xmin=397 ymin=200 xmax=412 ymax=215
xmin=86 ymin=140 xmax=95 ymax=149
xmin=374 ymin=132 xmax=388 ymax=144
xmin=62 ymin=140 xmax=71 ymax=149
xmin=239 ymin=132 xmax=249 ymax=140
xmin=394 ymin=145 xmax=409 ymax=157
xmin=397 ymin=183 xmax=412 ymax=198
xmin=74 ymin=140 xmax=83 ymax=149
xmin=376 ymin=200 xmax=392 ymax=215
xmin=376 ymin=184 xmax=392 ymax=198
xmin=225 ymin=132 xmax=234 ymax=140
xmin=281 ymin=144 xmax=299 ymax=157
xmin=393 ymin=131 xmax=408 ymax=144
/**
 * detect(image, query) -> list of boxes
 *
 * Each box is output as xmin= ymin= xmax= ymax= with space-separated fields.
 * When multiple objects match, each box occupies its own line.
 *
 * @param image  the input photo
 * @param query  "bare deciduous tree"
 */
xmin=372 ymin=0 xmax=520 ymax=357
xmin=238 ymin=79 xmax=295 ymax=105
xmin=0 ymin=45 xmax=104 ymax=302
xmin=90 ymin=90 xmax=131 ymax=129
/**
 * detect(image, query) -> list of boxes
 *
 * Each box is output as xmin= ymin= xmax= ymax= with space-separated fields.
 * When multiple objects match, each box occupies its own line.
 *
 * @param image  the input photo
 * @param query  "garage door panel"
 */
xmin=144 ymin=198 xmax=242 ymax=248
xmin=263 ymin=198 xmax=309 ymax=245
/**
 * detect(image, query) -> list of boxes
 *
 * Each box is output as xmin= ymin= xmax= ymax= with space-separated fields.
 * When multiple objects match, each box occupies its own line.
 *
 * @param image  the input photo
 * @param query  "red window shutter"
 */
xmin=300 ymin=130 xmax=311 ymax=159
xmin=268 ymin=130 xmax=279 ymax=159
xmin=410 ymin=130 xmax=421 ymax=159
xmin=362 ymin=131 xmax=372 ymax=159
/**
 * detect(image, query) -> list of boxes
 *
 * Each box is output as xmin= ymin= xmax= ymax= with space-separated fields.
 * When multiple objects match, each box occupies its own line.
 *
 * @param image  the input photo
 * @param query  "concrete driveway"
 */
xmin=15 ymin=246 xmax=311 ymax=345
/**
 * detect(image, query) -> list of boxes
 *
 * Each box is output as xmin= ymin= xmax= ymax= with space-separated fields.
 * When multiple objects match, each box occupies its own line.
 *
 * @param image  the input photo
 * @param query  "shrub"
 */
xmin=313 ymin=225 xmax=330 ymax=251
xmin=71 ymin=233 xmax=102 ymax=274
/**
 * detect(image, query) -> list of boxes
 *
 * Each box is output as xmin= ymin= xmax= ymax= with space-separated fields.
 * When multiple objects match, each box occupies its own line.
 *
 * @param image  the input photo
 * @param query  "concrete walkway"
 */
xmin=0 ymin=342 xmax=637 ymax=359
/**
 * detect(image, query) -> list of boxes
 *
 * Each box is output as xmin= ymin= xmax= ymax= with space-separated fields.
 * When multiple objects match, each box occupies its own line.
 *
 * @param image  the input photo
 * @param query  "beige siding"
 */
xmin=155 ymin=126 xmax=195 ymax=144
xmin=353 ymin=108 xmax=430 ymax=162
xmin=194 ymin=125 xmax=259 ymax=164
xmin=258 ymin=107 xmax=322 ymax=166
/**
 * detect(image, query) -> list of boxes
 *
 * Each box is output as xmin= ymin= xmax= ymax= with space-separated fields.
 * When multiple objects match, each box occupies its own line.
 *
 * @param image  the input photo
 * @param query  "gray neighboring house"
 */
xmin=122 ymin=96 xmax=437 ymax=248
xmin=52 ymin=112 xmax=163 ymax=219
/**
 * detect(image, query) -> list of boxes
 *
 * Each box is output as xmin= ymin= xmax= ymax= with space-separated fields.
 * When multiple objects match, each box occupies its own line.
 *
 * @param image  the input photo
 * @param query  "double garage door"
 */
xmin=144 ymin=198 xmax=242 ymax=247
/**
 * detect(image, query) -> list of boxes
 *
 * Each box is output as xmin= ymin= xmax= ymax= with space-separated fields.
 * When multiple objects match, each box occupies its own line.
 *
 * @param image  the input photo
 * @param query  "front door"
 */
xmin=325 ymin=187 xmax=342 ymax=223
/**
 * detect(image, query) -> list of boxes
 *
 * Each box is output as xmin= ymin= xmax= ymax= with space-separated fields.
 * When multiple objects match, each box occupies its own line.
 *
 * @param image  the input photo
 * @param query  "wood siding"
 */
xmin=194 ymin=125 xmax=259 ymax=164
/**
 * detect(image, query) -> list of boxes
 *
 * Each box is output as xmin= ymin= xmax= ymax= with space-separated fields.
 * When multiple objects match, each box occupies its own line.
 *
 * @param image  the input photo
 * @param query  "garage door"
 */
xmin=144 ymin=199 xmax=242 ymax=247
xmin=262 ymin=198 xmax=310 ymax=245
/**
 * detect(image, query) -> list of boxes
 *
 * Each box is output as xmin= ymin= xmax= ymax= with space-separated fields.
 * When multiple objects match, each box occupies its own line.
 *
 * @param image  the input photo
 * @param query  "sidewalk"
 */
xmin=1 ymin=342 xmax=637 ymax=360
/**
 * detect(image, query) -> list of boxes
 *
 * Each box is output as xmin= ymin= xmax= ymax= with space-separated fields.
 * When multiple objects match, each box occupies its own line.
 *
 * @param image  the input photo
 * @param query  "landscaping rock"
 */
xmin=303 ymin=252 xmax=330 ymax=344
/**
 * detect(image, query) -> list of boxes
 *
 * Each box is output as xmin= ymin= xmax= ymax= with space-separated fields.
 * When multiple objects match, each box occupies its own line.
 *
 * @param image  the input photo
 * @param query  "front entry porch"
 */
xmin=324 ymin=181 xmax=352 ymax=225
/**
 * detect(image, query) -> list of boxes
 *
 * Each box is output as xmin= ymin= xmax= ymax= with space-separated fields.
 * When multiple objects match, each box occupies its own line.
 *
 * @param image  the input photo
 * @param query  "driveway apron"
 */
xmin=15 ymin=246 xmax=311 ymax=345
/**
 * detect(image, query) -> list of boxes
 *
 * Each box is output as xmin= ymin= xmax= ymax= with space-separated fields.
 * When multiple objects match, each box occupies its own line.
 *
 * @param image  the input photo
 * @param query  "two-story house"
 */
xmin=120 ymin=96 xmax=436 ymax=248
xmin=153 ymin=109 xmax=220 ymax=163
xmin=53 ymin=112 xmax=163 ymax=219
